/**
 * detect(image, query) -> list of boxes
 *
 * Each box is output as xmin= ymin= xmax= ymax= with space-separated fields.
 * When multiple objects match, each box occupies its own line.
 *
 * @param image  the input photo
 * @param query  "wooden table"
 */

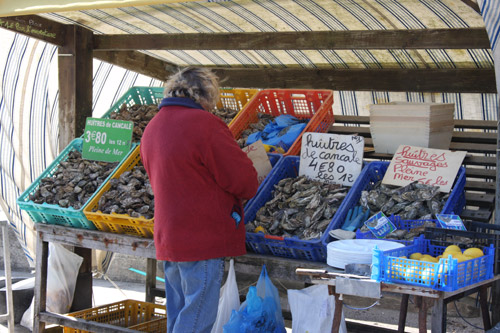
xmin=33 ymin=223 xmax=157 ymax=333
xmin=296 ymin=268 xmax=500 ymax=333
xmin=32 ymin=223 xmax=329 ymax=332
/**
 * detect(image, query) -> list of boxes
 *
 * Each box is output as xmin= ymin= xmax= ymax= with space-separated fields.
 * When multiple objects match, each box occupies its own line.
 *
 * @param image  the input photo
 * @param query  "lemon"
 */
xmin=400 ymin=256 xmax=407 ymax=259
xmin=463 ymin=247 xmax=484 ymax=259
xmin=442 ymin=251 xmax=459 ymax=259
xmin=452 ymin=253 xmax=469 ymax=263
xmin=254 ymin=226 xmax=266 ymax=233
xmin=420 ymin=255 xmax=438 ymax=263
xmin=445 ymin=245 xmax=462 ymax=253
xmin=410 ymin=252 xmax=423 ymax=260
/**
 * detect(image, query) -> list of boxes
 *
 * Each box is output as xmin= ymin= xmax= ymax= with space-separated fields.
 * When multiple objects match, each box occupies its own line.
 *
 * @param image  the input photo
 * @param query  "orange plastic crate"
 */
xmin=83 ymin=145 xmax=155 ymax=238
xmin=63 ymin=299 xmax=166 ymax=333
xmin=130 ymin=317 xmax=167 ymax=332
xmin=229 ymin=89 xmax=334 ymax=156
xmin=217 ymin=88 xmax=259 ymax=126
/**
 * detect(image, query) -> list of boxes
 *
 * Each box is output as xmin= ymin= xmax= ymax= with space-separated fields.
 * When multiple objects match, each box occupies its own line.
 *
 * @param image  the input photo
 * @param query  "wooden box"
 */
xmin=369 ymin=102 xmax=454 ymax=154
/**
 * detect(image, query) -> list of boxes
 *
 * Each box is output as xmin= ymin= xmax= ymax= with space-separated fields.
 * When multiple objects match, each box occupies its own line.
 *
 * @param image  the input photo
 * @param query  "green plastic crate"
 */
xmin=101 ymin=86 xmax=164 ymax=119
xmin=16 ymin=138 xmax=126 ymax=229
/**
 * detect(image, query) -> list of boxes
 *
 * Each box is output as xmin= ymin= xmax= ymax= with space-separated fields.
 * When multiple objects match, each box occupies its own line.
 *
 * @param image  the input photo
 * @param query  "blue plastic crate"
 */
xmin=356 ymin=216 xmax=438 ymax=245
xmin=17 ymin=138 xmax=127 ymax=229
xmin=371 ymin=235 xmax=495 ymax=291
xmin=244 ymin=155 xmax=352 ymax=262
xmin=323 ymin=161 xmax=466 ymax=246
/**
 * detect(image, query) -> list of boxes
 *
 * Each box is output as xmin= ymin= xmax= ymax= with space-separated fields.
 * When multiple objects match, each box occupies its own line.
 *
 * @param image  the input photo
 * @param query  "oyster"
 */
xmin=236 ymin=113 xmax=274 ymax=148
xmin=246 ymin=175 xmax=349 ymax=240
xmin=359 ymin=181 xmax=447 ymax=220
xmin=110 ymin=104 xmax=158 ymax=142
xmin=28 ymin=151 xmax=118 ymax=210
xmin=95 ymin=164 xmax=154 ymax=219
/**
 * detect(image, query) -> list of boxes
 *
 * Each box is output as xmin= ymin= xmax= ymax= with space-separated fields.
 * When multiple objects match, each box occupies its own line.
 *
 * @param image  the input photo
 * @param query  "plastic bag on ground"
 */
xmin=21 ymin=243 xmax=83 ymax=330
xmin=287 ymin=284 xmax=347 ymax=333
xmin=211 ymin=259 xmax=240 ymax=333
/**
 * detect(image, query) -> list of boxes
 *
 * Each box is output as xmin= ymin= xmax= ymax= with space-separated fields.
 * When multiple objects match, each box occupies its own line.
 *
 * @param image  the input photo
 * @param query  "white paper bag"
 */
xmin=287 ymin=284 xmax=347 ymax=333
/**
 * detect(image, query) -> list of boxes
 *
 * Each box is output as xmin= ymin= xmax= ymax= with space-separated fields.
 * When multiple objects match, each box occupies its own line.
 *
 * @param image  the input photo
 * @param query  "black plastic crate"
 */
xmin=424 ymin=221 xmax=500 ymax=275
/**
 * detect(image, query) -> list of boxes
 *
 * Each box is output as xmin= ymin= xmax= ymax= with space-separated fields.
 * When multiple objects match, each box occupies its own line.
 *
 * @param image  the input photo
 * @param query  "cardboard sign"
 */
xmin=242 ymin=141 xmax=273 ymax=185
xmin=299 ymin=132 xmax=364 ymax=186
xmin=82 ymin=117 xmax=133 ymax=162
xmin=382 ymin=145 xmax=466 ymax=193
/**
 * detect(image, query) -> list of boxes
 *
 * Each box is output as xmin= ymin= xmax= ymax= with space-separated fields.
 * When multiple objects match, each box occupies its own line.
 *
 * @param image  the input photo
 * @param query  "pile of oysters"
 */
xmin=95 ymin=164 xmax=154 ymax=219
xmin=28 ymin=150 xmax=118 ymax=209
xmin=246 ymin=175 xmax=349 ymax=240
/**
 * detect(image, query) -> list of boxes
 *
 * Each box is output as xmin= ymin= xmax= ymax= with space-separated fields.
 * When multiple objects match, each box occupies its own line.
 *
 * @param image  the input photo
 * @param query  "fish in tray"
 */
xmin=29 ymin=151 xmax=118 ymax=209
xmin=359 ymin=181 xmax=448 ymax=221
xmin=95 ymin=164 xmax=155 ymax=219
xmin=246 ymin=175 xmax=350 ymax=240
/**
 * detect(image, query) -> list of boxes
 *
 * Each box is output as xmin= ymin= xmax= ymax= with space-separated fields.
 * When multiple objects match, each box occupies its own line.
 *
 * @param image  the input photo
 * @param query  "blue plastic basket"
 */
xmin=244 ymin=155 xmax=351 ymax=262
xmin=323 ymin=161 xmax=466 ymax=246
xmin=17 ymin=138 xmax=126 ymax=229
xmin=356 ymin=216 xmax=438 ymax=245
xmin=371 ymin=235 xmax=495 ymax=291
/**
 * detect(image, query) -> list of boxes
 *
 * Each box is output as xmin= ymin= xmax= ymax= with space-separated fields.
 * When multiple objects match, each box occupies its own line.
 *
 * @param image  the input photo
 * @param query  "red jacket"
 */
xmin=140 ymin=97 xmax=259 ymax=261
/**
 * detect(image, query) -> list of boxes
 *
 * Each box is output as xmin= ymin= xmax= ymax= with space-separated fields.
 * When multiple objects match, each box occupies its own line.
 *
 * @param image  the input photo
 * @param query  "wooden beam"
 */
xmin=93 ymin=50 xmax=174 ymax=81
xmin=93 ymin=28 xmax=490 ymax=51
xmin=93 ymin=53 xmax=497 ymax=93
xmin=212 ymin=68 xmax=496 ymax=93
xmin=0 ymin=15 xmax=67 ymax=46
xmin=461 ymin=0 xmax=481 ymax=13
xmin=58 ymin=25 xmax=93 ymax=151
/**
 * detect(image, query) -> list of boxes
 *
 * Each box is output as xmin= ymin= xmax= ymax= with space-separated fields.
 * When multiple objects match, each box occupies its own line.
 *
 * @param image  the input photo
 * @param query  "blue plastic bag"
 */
xmin=223 ymin=265 xmax=286 ymax=333
xmin=246 ymin=115 xmax=307 ymax=151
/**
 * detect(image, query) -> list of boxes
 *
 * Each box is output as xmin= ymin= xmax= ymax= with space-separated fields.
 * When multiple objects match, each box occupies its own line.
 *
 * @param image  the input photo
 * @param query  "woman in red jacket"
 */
xmin=140 ymin=67 xmax=259 ymax=333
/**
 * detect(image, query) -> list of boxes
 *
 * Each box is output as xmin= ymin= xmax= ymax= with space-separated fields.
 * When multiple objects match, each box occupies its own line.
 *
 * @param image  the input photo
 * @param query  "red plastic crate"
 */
xmin=229 ymin=89 xmax=334 ymax=156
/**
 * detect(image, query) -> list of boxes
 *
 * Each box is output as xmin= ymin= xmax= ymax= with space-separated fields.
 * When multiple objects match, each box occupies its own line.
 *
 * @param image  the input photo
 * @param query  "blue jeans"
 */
xmin=163 ymin=258 xmax=225 ymax=333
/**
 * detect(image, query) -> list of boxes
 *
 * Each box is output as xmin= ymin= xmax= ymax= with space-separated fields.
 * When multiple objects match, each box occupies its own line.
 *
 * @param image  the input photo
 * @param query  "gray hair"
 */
xmin=163 ymin=67 xmax=220 ymax=111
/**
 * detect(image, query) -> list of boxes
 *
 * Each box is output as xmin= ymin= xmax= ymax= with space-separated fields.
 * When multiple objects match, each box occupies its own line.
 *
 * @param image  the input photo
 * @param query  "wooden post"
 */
xmin=430 ymin=297 xmax=445 ymax=333
xmin=146 ymin=258 xmax=157 ymax=303
xmin=398 ymin=294 xmax=409 ymax=333
xmin=58 ymin=24 xmax=93 ymax=151
xmin=33 ymin=232 xmax=48 ymax=333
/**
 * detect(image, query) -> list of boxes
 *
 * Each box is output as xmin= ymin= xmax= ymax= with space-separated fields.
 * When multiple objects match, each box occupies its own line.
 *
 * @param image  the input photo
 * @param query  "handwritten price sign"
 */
xmin=299 ymin=133 xmax=364 ymax=186
xmin=382 ymin=145 xmax=466 ymax=193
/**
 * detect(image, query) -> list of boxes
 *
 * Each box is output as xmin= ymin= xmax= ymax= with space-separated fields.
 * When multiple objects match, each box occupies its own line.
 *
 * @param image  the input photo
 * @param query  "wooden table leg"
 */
xmin=479 ymin=285 xmax=492 ymax=331
xmin=33 ymin=235 xmax=48 ymax=333
xmin=430 ymin=297 xmax=445 ymax=333
xmin=415 ymin=296 xmax=428 ymax=333
xmin=398 ymin=294 xmax=409 ymax=333
xmin=328 ymin=286 xmax=343 ymax=333
xmin=146 ymin=258 xmax=157 ymax=303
